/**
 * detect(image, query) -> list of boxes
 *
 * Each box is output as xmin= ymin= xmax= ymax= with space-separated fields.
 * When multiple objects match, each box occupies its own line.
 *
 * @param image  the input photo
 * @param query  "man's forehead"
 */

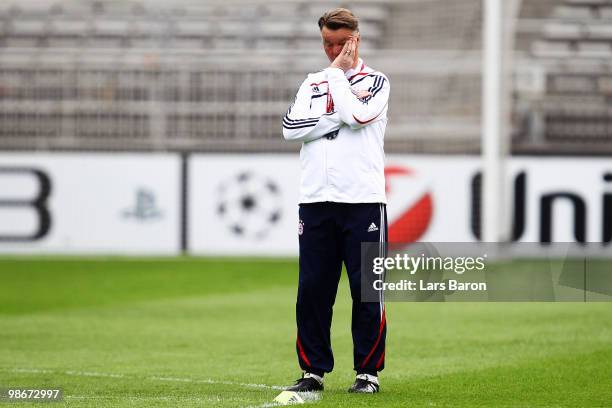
xmin=321 ymin=27 xmax=356 ymax=42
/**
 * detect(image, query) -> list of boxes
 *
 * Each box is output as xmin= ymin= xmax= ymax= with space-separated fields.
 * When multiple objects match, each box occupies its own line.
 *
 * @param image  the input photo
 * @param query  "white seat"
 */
xmin=93 ymin=20 xmax=130 ymax=37
xmin=587 ymin=24 xmax=612 ymax=39
xmin=548 ymin=74 xmax=597 ymax=93
xmin=293 ymin=37 xmax=324 ymax=51
xmin=216 ymin=21 xmax=245 ymax=37
xmin=11 ymin=20 xmax=47 ymax=36
xmin=131 ymin=21 xmax=168 ymax=37
xmin=553 ymin=5 xmax=593 ymax=19
xmin=543 ymin=23 xmax=583 ymax=40
xmin=10 ymin=1 xmax=55 ymax=15
xmin=531 ymin=41 xmax=574 ymax=58
xmin=255 ymin=3 xmax=302 ymax=18
xmin=175 ymin=21 xmax=211 ymax=37
xmin=296 ymin=21 xmax=321 ymax=39
xmin=565 ymin=0 xmax=612 ymax=5
xmin=577 ymin=41 xmax=612 ymax=57
xmin=46 ymin=37 xmax=85 ymax=47
xmin=85 ymin=37 xmax=124 ymax=48
xmin=5 ymin=37 xmax=40 ymax=47
xmin=212 ymin=38 xmax=246 ymax=49
xmin=255 ymin=38 xmax=290 ymax=50
xmin=357 ymin=22 xmax=383 ymax=39
xmin=597 ymin=76 xmax=612 ymax=93
xmin=168 ymin=38 xmax=205 ymax=49
xmin=257 ymin=21 xmax=296 ymax=37
xmin=600 ymin=7 xmax=612 ymax=19
xmin=350 ymin=4 xmax=390 ymax=22
xmin=50 ymin=20 xmax=89 ymax=36
xmin=129 ymin=39 xmax=162 ymax=48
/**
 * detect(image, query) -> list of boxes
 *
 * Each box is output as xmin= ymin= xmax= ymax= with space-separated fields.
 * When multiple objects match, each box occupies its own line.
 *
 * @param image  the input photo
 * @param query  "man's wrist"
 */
xmin=325 ymin=67 xmax=345 ymax=76
xmin=328 ymin=64 xmax=346 ymax=72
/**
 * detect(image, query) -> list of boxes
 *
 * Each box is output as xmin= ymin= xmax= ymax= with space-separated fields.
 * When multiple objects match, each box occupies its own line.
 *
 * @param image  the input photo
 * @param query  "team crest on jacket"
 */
xmin=298 ymin=219 xmax=304 ymax=235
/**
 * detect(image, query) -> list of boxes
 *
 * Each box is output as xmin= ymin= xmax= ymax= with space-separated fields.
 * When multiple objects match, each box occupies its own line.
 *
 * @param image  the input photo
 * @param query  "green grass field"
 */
xmin=0 ymin=258 xmax=610 ymax=407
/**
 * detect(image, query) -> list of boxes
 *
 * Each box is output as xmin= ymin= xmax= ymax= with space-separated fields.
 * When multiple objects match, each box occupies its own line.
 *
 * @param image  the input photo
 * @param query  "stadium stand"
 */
xmin=513 ymin=0 xmax=612 ymax=152
xmin=0 ymin=0 xmax=610 ymax=153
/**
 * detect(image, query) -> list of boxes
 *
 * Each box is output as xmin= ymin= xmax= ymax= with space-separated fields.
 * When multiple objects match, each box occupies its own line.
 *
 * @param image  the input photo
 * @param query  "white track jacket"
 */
xmin=282 ymin=59 xmax=389 ymax=204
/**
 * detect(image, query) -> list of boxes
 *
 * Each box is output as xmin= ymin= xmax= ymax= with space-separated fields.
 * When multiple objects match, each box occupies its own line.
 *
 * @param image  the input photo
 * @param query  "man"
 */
xmin=282 ymin=8 xmax=390 ymax=394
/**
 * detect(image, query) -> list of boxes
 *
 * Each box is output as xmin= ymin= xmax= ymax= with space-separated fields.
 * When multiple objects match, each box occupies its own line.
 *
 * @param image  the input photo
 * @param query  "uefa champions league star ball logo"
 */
xmin=216 ymin=171 xmax=282 ymax=239
xmin=298 ymin=219 xmax=304 ymax=236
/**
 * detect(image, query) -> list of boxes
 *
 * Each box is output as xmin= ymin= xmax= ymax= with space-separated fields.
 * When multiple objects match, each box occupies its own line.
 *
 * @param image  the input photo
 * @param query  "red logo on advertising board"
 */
xmin=385 ymin=166 xmax=434 ymax=244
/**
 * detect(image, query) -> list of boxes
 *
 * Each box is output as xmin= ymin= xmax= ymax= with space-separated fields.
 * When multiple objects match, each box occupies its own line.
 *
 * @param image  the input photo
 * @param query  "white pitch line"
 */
xmin=6 ymin=367 xmax=321 ymax=408
xmin=242 ymin=391 xmax=321 ymax=408
xmin=150 ymin=375 xmax=284 ymax=390
xmin=244 ymin=403 xmax=280 ymax=408
xmin=65 ymin=370 xmax=125 ymax=378
xmin=3 ymin=367 xmax=283 ymax=390
xmin=66 ymin=395 xmax=216 ymax=402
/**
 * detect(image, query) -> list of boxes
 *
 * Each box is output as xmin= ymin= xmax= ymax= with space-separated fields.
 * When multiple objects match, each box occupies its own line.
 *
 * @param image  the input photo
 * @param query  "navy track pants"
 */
xmin=295 ymin=202 xmax=387 ymax=376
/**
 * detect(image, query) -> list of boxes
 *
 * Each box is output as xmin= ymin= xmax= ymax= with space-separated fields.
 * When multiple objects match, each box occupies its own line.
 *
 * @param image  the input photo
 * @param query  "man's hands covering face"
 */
xmin=330 ymin=37 xmax=358 ymax=72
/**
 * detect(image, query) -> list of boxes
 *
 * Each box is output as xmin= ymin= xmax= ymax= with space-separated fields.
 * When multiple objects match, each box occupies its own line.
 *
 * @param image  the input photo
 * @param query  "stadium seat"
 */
xmin=10 ymin=20 xmax=48 ymax=36
xmin=597 ymin=76 xmax=612 ymax=94
xmin=553 ymin=74 xmax=599 ymax=92
xmin=543 ymin=23 xmax=584 ymax=40
xmin=93 ymin=20 xmax=130 ymax=37
xmin=565 ymin=0 xmax=612 ymax=5
xmin=254 ymin=38 xmax=291 ymax=50
xmin=51 ymin=19 xmax=90 ymax=37
xmin=216 ymin=21 xmax=247 ymax=37
xmin=587 ymin=23 xmax=612 ymax=39
xmin=577 ymin=41 xmax=612 ymax=57
xmin=257 ymin=21 xmax=297 ymax=38
xmin=349 ymin=4 xmax=390 ymax=23
xmin=175 ymin=21 xmax=212 ymax=37
xmin=553 ymin=5 xmax=594 ymax=20
xmin=531 ymin=40 xmax=574 ymax=58
xmin=600 ymin=7 xmax=612 ymax=19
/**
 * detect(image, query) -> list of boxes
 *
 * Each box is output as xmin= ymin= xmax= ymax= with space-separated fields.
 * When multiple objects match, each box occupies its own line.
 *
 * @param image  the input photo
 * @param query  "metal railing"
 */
xmin=0 ymin=48 xmax=484 ymax=153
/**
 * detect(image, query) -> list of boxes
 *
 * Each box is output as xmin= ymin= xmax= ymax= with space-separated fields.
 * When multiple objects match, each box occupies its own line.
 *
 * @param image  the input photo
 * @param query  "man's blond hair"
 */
xmin=318 ymin=8 xmax=359 ymax=32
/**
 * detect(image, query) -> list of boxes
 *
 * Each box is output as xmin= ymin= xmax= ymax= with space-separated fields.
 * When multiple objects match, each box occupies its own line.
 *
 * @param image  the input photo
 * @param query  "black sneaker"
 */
xmin=285 ymin=372 xmax=324 ymax=392
xmin=348 ymin=373 xmax=380 ymax=393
